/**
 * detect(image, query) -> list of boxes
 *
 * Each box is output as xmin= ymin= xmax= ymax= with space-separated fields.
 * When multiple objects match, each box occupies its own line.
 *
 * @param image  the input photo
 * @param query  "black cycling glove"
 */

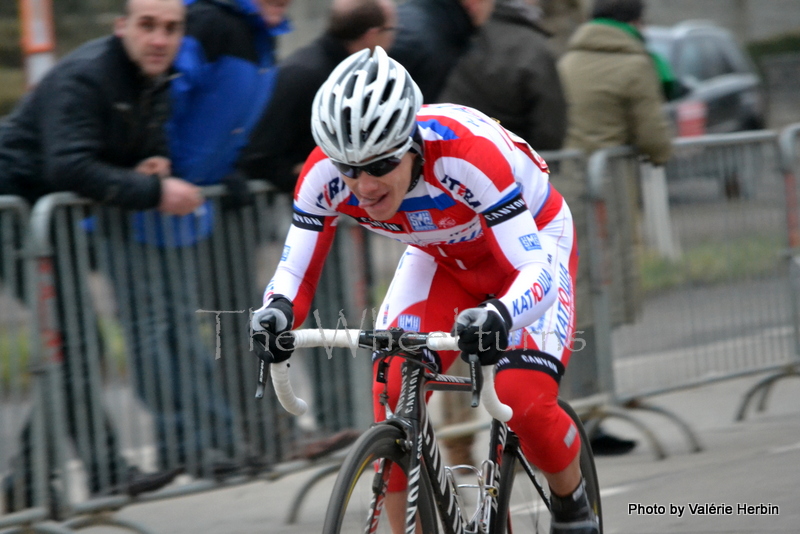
xmin=251 ymin=295 xmax=295 ymax=363
xmin=454 ymin=300 xmax=511 ymax=366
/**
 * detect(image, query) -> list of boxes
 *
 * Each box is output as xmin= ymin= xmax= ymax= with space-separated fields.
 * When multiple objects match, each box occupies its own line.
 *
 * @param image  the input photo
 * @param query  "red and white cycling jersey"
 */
xmin=266 ymin=104 xmax=575 ymax=350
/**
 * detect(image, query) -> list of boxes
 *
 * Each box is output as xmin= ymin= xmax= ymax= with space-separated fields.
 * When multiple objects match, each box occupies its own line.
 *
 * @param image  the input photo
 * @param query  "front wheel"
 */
xmin=493 ymin=399 xmax=603 ymax=533
xmin=322 ymin=423 xmax=439 ymax=534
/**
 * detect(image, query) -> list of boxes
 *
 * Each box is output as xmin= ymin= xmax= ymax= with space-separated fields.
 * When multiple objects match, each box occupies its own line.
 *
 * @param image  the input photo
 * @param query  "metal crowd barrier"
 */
xmin=734 ymin=123 xmax=800 ymax=419
xmin=586 ymin=130 xmax=796 ymax=450
xmin=0 ymin=196 xmax=70 ymax=532
xmin=21 ymin=182 xmax=371 ymax=531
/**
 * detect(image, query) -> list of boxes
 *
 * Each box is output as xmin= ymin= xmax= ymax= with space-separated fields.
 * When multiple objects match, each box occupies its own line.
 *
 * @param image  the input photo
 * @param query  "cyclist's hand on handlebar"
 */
xmin=454 ymin=300 xmax=510 ymax=366
xmin=251 ymin=295 xmax=295 ymax=363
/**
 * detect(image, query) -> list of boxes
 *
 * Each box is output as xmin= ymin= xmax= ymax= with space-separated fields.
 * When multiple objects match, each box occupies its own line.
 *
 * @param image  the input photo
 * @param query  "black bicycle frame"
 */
xmin=384 ymin=356 xmax=517 ymax=534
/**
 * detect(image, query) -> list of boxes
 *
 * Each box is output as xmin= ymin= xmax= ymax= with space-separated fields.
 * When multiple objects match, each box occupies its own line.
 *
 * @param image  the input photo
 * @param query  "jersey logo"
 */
xmin=292 ymin=209 xmax=325 ymax=232
xmin=483 ymin=193 xmax=526 ymax=227
xmin=356 ymin=217 xmax=403 ymax=232
xmin=519 ymin=234 xmax=542 ymax=251
xmin=406 ymin=210 xmax=437 ymax=231
xmin=440 ymin=175 xmax=481 ymax=208
xmin=398 ymin=314 xmax=421 ymax=332
xmin=281 ymin=245 xmax=291 ymax=261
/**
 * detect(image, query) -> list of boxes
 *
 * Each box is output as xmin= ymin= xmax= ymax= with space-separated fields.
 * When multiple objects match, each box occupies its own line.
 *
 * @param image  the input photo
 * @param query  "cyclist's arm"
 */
xmin=262 ymin=150 xmax=345 ymax=325
xmin=443 ymin=133 xmax=559 ymax=331
xmin=479 ymin=190 xmax=558 ymax=331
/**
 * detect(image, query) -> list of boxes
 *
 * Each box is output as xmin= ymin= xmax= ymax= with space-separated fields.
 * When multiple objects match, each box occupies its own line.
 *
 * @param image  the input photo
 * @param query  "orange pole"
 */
xmin=18 ymin=0 xmax=57 ymax=88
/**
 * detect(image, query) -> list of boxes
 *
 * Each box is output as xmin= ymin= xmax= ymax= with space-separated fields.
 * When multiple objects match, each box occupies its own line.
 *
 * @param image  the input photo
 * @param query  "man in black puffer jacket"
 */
xmin=0 ymin=0 xmax=198 ymax=511
xmin=0 ymin=0 xmax=201 ymax=214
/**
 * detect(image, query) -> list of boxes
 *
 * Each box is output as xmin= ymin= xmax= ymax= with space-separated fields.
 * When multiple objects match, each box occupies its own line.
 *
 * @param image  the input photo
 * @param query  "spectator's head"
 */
xmin=253 ymin=0 xmax=293 ymax=27
xmin=311 ymin=46 xmax=423 ymax=220
xmin=115 ymin=0 xmax=185 ymax=78
xmin=327 ymin=0 xmax=398 ymax=53
xmin=591 ymin=0 xmax=644 ymax=24
xmin=459 ymin=0 xmax=495 ymax=28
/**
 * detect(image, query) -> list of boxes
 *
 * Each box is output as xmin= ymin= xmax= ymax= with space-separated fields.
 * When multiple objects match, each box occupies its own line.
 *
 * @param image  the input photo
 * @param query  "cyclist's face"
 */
xmin=340 ymin=152 xmax=415 ymax=221
xmin=115 ymin=0 xmax=185 ymax=78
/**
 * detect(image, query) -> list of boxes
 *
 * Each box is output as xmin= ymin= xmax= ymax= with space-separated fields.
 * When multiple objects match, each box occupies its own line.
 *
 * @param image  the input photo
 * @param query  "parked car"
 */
xmin=644 ymin=21 xmax=767 ymax=136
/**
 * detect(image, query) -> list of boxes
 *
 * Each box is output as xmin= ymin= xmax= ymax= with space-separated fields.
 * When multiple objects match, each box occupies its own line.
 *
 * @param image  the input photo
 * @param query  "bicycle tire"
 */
xmin=493 ymin=399 xmax=603 ymax=533
xmin=322 ymin=423 xmax=440 ymax=534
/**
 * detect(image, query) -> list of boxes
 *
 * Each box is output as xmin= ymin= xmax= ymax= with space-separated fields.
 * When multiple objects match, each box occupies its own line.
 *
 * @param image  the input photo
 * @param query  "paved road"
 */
xmin=76 ymin=372 xmax=798 ymax=534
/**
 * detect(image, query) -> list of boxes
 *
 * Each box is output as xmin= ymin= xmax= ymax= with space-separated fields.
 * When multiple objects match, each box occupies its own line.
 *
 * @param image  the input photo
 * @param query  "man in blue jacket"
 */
xmin=125 ymin=0 xmax=292 ymax=476
xmin=169 ymin=0 xmax=292 ymax=193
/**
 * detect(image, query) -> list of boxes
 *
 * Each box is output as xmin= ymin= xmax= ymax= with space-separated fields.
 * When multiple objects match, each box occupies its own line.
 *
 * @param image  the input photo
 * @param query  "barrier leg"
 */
xmin=0 ymin=523 xmax=75 ymax=534
xmin=284 ymin=464 xmax=342 ymax=525
xmin=62 ymin=513 xmax=155 ymax=534
xmin=621 ymin=399 xmax=703 ymax=453
xmin=735 ymin=365 xmax=800 ymax=421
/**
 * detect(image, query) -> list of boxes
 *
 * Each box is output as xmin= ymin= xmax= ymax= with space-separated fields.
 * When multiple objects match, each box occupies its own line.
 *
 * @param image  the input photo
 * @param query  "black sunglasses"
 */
xmin=332 ymin=155 xmax=404 ymax=179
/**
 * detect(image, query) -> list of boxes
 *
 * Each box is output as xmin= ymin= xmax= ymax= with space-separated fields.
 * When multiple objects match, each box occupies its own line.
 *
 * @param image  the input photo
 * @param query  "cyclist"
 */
xmin=252 ymin=46 xmax=598 ymax=534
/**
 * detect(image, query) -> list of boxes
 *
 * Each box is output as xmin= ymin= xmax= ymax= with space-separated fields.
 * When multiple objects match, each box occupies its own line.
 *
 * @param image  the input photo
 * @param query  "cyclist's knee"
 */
xmin=496 ymin=367 xmax=580 ymax=473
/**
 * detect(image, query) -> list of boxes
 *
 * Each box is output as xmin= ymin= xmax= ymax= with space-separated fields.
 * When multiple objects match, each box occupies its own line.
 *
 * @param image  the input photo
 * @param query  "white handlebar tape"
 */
xmin=274 ymin=330 xmax=513 ymax=422
xmin=270 ymin=361 xmax=308 ymax=416
xmin=481 ymin=366 xmax=513 ymax=422
xmin=292 ymin=329 xmax=362 ymax=350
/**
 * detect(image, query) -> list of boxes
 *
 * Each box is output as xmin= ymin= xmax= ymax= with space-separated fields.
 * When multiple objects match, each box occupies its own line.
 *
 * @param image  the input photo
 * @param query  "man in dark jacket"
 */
xmin=0 ymin=0 xmax=196 ymax=509
xmin=440 ymin=0 xmax=567 ymax=151
xmin=389 ymin=0 xmax=495 ymax=103
xmin=0 ymin=0 xmax=202 ymax=214
xmin=236 ymin=0 xmax=397 ymax=191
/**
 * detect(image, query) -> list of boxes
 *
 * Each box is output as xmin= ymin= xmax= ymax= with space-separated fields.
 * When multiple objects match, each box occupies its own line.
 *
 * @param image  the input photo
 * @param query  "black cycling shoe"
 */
xmin=550 ymin=479 xmax=599 ymax=534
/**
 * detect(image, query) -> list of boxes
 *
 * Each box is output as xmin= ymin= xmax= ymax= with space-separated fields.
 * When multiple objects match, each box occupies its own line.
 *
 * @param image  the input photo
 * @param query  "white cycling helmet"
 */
xmin=311 ymin=46 xmax=423 ymax=165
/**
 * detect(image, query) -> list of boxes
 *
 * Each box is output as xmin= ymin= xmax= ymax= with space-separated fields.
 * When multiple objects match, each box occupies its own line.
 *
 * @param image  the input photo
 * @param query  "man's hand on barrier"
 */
xmin=135 ymin=156 xmax=171 ymax=178
xmin=251 ymin=296 xmax=295 ymax=363
xmin=454 ymin=301 xmax=510 ymax=366
xmin=158 ymin=178 xmax=204 ymax=216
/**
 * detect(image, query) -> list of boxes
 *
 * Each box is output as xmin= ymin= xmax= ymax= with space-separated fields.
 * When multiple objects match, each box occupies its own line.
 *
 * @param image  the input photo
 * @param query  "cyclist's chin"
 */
xmin=362 ymin=197 xmax=400 ymax=221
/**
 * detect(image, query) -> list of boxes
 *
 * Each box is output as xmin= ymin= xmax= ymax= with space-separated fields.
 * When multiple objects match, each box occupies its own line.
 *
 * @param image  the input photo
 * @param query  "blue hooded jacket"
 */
xmin=135 ymin=0 xmax=291 ymax=246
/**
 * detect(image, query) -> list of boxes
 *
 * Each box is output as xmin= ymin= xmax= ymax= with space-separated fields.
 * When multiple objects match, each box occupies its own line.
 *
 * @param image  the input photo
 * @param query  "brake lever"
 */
xmin=468 ymin=353 xmax=483 ymax=408
xmin=255 ymin=359 xmax=266 ymax=399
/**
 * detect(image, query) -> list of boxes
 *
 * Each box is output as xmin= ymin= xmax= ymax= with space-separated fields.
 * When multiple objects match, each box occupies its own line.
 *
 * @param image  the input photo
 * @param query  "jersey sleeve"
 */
xmin=479 ymin=189 xmax=559 ymax=331
xmin=262 ymin=149 xmax=345 ymax=326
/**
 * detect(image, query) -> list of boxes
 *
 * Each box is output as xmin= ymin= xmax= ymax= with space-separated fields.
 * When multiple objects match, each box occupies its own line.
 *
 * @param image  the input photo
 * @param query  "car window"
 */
xmin=676 ymin=37 xmax=707 ymax=81
xmin=704 ymin=37 xmax=738 ymax=78
xmin=646 ymin=35 xmax=673 ymax=63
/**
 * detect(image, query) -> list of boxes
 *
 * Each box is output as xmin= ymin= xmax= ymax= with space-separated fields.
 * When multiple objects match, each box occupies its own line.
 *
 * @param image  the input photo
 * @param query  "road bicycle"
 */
xmin=261 ymin=328 xmax=602 ymax=534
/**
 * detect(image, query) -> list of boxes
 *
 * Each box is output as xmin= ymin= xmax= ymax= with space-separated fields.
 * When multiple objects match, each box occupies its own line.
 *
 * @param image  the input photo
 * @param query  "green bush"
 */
xmin=641 ymin=235 xmax=785 ymax=295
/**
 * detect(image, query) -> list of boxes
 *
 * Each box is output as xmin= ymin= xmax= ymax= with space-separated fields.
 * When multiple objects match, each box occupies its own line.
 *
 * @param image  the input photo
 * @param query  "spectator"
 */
xmin=0 ymin=0 xmax=197 ymax=508
xmin=237 ymin=0 xmax=398 ymax=192
xmin=440 ymin=0 xmax=567 ymax=150
xmin=89 ymin=0 xmax=293 ymax=477
xmin=389 ymin=0 xmax=495 ymax=103
xmin=557 ymin=0 xmax=671 ymax=162
xmin=123 ymin=0 xmax=293 ymax=475
xmin=168 ymin=0 xmax=292 ymax=193
xmin=556 ymin=0 xmax=672 ymax=454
